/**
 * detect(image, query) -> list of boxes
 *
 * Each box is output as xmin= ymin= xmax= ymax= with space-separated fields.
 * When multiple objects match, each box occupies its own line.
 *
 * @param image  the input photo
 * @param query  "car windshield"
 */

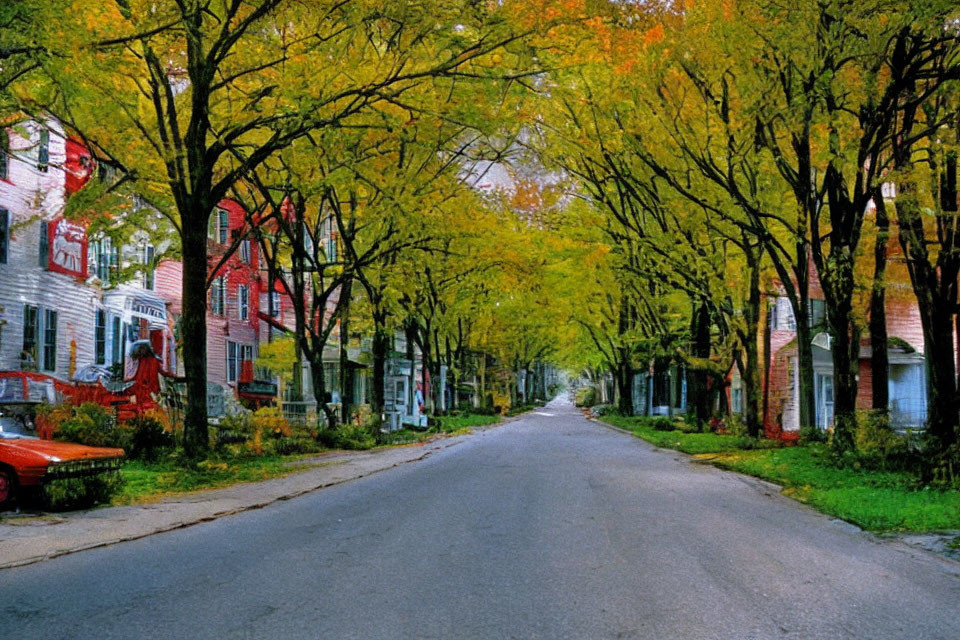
xmin=0 ymin=414 xmax=38 ymax=439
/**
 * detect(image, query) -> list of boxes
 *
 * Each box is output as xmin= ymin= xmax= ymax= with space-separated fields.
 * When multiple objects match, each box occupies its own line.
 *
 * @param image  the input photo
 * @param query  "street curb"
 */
xmin=0 ymin=415 xmax=531 ymax=571
xmin=592 ymin=416 xmax=797 ymax=492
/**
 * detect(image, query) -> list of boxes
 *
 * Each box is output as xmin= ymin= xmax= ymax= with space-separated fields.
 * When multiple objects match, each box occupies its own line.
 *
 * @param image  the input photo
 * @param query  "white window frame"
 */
xmin=227 ymin=341 xmax=239 ymax=383
xmin=210 ymin=276 xmax=226 ymax=316
xmin=238 ymin=284 xmax=249 ymax=321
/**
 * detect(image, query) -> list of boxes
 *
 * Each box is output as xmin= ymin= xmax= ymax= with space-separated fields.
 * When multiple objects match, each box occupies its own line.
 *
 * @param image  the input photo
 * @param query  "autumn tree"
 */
xmin=9 ymin=0 xmax=539 ymax=455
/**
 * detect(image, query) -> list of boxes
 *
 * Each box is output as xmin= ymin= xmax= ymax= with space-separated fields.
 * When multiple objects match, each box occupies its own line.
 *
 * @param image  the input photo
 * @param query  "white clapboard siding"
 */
xmin=0 ymin=119 xmax=99 ymax=381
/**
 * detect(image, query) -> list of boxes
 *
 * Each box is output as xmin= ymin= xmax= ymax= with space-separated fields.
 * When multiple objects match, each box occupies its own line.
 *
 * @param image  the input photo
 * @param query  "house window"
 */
xmin=218 ymin=209 xmax=229 ymax=244
xmin=239 ymin=239 xmax=251 ymax=264
xmin=730 ymin=370 xmax=743 ymax=415
xmin=652 ymin=371 xmax=670 ymax=407
xmin=89 ymin=237 xmax=119 ymax=283
xmin=0 ymin=209 xmax=8 ymax=264
xmin=210 ymin=277 xmax=225 ymax=316
xmin=227 ymin=342 xmax=254 ymax=383
xmin=111 ymin=316 xmax=123 ymax=366
xmin=22 ymin=305 xmax=39 ymax=366
xmin=208 ymin=208 xmax=230 ymax=244
xmin=770 ymin=297 xmax=796 ymax=331
xmin=227 ymin=341 xmax=238 ymax=382
xmin=808 ymin=299 xmax=826 ymax=328
xmin=95 ymin=309 xmax=106 ymax=365
xmin=37 ymin=128 xmax=49 ymax=172
xmin=238 ymin=284 xmax=249 ymax=321
xmin=140 ymin=244 xmax=155 ymax=289
xmin=42 ymin=309 xmax=57 ymax=371
xmin=270 ymin=291 xmax=281 ymax=318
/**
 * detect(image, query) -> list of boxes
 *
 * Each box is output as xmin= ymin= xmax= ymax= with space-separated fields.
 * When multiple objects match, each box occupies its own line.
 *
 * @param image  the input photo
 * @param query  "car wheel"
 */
xmin=0 ymin=467 xmax=16 ymax=507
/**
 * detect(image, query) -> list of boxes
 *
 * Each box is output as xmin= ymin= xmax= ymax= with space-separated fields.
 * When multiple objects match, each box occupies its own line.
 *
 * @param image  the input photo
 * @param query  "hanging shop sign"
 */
xmin=47 ymin=218 xmax=88 ymax=278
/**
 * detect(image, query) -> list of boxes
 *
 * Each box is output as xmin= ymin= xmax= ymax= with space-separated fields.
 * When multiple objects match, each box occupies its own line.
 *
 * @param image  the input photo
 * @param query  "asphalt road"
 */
xmin=2 ymin=398 xmax=959 ymax=640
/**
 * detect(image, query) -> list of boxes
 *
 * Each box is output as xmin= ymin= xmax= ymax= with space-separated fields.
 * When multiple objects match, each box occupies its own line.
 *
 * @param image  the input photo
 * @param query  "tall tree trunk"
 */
xmin=309 ymin=358 xmax=336 ymax=430
xmin=338 ymin=277 xmax=353 ymax=424
xmin=181 ymin=218 xmax=209 ymax=457
xmin=615 ymin=358 xmax=633 ymax=415
xmin=827 ymin=297 xmax=860 ymax=453
xmin=690 ymin=300 xmax=712 ymax=428
xmin=741 ymin=255 xmax=763 ymax=438
xmin=795 ymin=303 xmax=816 ymax=430
xmin=370 ymin=308 xmax=388 ymax=417
xmin=870 ymin=192 xmax=890 ymax=411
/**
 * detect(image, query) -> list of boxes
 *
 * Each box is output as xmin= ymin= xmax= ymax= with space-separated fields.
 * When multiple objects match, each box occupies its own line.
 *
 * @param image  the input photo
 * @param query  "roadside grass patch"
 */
xmin=431 ymin=413 xmax=500 ymax=432
xmin=115 ymin=456 xmax=315 ymax=505
xmin=602 ymin=415 xmax=746 ymax=454
xmin=601 ymin=416 xmax=960 ymax=533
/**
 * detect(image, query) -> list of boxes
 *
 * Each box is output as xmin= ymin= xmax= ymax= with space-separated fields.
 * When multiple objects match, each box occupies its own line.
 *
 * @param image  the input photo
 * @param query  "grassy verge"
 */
xmin=114 ymin=455 xmax=317 ymax=505
xmin=600 ymin=415 xmax=960 ymax=533
xmin=378 ymin=413 xmax=502 ymax=446
xmin=505 ymin=403 xmax=541 ymax=417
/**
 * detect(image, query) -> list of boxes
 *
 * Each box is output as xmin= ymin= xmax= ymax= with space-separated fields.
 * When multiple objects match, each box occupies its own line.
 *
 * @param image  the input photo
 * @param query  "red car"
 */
xmin=0 ymin=407 xmax=124 ymax=507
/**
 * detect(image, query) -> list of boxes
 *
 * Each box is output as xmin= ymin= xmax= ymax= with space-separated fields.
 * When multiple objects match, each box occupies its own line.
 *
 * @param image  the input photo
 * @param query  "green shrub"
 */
xmin=42 ymin=472 xmax=123 ymax=510
xmin=54 ymin=403 xmax=130 ymax=450
xmin=591 ymin=404 xmax=618 ymax=417
xmin=651 ymin=417 xmax=674 ymax=432
xmin=215 ymin=411 xmax=253 ymax=447
xmin=799 ymin=425 xmax=827 ymax=445
xmin=335 ymin=422 xmax=377 ymax=450
xmin=854 ymin=410 xmax=911 ymax=470
xmin=724 ymin=414 xmax=750 ymax=438
xmin=274 ymin=436 xmax=325 ymax=456
xmin=316 ymin=423 xmax=376 ymax=450
xmin=574 ymin=386 xmax=598 ymax=408
xmin=124 ymin=416 xmax=173 ymax=461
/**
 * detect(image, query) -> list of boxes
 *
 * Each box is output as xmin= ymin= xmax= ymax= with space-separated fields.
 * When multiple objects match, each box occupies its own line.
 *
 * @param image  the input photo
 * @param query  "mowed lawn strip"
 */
xmin=115 ymin=456 xmax=318 ymax=505
xmin=600 ymin=415 xmax=960 ymax=533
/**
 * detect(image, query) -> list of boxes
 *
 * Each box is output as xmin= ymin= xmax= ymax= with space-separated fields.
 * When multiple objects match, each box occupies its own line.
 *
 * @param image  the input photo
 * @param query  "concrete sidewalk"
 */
xmin=0 ymin=430 xmax=480 ymax=570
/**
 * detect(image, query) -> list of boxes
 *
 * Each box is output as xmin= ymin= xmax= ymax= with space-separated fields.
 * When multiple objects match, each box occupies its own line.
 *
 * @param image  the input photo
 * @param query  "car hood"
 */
xmin=0 ymin=438 xmax=125 ymax=462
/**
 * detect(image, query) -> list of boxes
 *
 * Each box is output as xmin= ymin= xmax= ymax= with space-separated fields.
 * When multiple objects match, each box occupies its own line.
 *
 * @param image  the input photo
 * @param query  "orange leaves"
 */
xmin=644 ymin=23 xmax=665 ymax=46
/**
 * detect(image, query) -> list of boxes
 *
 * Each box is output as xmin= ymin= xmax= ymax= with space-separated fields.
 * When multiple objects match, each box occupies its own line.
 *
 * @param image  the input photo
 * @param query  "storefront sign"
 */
xmin=48 ymin=218 xmax=88 ymax=278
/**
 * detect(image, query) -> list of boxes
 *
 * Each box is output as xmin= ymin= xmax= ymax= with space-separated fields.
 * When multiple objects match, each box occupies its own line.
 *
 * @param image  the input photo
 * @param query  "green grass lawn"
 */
xmin=601 ymin=415 xmax=960 ymax=533
xmin=433 ymin=413 xmax=501 ymax=432
xmin=114 ymin=456 xmax=318 ymax=505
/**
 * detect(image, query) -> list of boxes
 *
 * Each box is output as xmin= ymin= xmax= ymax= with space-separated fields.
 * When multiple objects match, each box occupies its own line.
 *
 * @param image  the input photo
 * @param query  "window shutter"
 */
xmin=37 ymin=129 xmax=49 ymax=172
xmin=0 ymin=129 xmax=7 ymax=180
xmin=0 ymin=209 xmax=8 ymax=264
xmin=38 ymin=221 xmax=49 ymax=268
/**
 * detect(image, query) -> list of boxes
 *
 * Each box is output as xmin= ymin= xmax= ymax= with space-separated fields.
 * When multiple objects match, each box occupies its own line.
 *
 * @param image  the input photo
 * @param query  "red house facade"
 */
xmin=156 ymin=199 xmax=274 ymax=406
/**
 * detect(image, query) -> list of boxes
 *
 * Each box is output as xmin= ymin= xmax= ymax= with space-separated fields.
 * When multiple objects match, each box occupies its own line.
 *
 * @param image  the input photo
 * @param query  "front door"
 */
xmin=815 ymin=373 xmax=834 ymax=430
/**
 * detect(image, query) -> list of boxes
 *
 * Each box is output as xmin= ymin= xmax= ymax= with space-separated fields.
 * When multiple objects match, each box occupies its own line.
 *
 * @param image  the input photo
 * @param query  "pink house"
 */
xmin=156 ymin=199 xmax=274 ymax=406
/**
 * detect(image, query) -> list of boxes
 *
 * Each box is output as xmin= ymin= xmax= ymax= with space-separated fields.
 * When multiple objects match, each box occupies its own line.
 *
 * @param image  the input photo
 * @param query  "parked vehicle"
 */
xmin=0 ymin=403 xmax=124 ymax=508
